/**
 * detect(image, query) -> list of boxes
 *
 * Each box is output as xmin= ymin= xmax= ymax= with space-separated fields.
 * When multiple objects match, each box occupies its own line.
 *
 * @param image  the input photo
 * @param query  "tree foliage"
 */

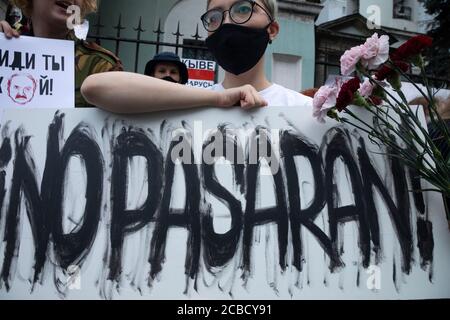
xmin=418 ymin=0 xmax=450 ymax=81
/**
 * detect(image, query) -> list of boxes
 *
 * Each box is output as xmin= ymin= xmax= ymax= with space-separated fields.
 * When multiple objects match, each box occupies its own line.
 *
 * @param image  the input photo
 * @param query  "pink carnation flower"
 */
xmin=358 ymin=78 xmax=374 ymax=98
xmin=360 ymin=33 xmax=390 ymax=70
xmin=313 ymin=85 xmax=338 ymax=123
xmin=340 ymin=46 xmax=363 ymax=76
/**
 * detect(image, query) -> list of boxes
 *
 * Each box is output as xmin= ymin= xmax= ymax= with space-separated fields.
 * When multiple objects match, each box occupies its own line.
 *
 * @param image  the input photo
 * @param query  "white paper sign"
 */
xmin=0 ymin=34 xmax=75 ymax=110
xmin=183 ymin=58 xmax=216 ymax=89
xmin=0 ymin=106 xmax=449 ymax=300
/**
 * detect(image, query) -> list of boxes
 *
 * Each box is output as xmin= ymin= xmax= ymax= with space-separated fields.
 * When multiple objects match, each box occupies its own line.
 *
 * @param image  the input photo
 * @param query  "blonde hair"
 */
xmin=10 ymin=0 xmax=97 ymax=18
xmin=206 ymin=0 xmax=278 ymax=19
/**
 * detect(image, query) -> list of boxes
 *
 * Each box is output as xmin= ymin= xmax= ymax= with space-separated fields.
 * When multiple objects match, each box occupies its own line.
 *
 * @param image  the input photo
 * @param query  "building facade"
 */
xmin=314 ymin=0 xmax=437 ymax=87
xmin=317 ymin=0 xmax=430 ymax=33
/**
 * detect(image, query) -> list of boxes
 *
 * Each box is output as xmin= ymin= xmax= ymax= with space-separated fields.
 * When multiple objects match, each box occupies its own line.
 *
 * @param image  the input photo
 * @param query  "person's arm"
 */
xmin=81 ymin=72 xmax=267 ymax=114
xmin=0 ymin=21 xmax=20 ymax=38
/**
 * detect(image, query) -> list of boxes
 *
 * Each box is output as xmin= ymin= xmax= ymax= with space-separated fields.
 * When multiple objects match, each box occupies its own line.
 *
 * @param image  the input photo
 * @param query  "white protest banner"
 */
xmin=0 ymin=106 xmax=449 ymax=300
xmin=0 ymin=34 xmax=75 ymax=110
xmin=183 ymin=58 xmax=216 ymax=89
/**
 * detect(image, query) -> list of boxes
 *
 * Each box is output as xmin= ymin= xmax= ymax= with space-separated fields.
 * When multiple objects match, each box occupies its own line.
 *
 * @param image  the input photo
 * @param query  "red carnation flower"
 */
xmin=391 ymin=35 xmax=433 ymax=62
xmin=375 ymin=61 xmax=410 ymax=81
xmin=335 ymin=77 xmax=360 ymax=112
xmin=369 ymin=96 xmax=383 ymax=105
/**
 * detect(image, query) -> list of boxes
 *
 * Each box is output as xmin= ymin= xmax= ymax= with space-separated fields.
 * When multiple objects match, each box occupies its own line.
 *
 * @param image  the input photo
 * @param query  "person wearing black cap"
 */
xmin=144 ymin=52 xmax=189 ymax=85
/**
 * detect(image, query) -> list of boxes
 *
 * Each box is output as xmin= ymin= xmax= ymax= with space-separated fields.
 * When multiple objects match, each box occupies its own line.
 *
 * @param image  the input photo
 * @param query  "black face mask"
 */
xmin=205 ymin=23 xmax=271 ymax=76
xmin=161 ymin=76 xmax=179 ymax=83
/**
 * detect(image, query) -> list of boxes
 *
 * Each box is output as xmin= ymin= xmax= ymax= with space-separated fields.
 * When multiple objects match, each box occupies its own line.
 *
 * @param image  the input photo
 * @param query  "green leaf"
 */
xmin=327 ymin=108 xmax=340 ymax=122
xmin=387 ymin=72 xmax=402 ymax=91
xmin=373 ymin=84 xmax=386 ymax=99
xmin=410 ymin=54 xmax=425 ymax=68
xmin=352 ymin=92 xmax=370 ymax=108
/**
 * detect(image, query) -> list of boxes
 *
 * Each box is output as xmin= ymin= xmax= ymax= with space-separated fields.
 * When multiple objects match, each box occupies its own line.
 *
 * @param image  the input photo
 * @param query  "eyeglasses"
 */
xmin=201 ymin=0 xmax=273 ymax=32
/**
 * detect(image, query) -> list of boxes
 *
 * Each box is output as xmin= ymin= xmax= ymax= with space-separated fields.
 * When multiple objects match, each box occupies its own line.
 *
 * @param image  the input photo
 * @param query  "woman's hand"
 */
xmin=217 ymin=84 xmax=267 ymax=109
xmin=81 ymin=72 xmax=268 ymax=114
xmin=0 ymin=20 xmax=20 ymax=38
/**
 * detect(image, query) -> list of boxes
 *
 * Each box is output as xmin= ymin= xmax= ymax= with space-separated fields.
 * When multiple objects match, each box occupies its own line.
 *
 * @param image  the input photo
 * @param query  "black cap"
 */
xmin=144 ymin=52 xmax=189 ymax=84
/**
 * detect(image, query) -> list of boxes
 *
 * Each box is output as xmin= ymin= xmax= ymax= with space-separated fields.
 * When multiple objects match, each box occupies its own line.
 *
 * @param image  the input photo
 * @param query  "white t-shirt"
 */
xmin=209 ymin=83 xmax=312 ymax=108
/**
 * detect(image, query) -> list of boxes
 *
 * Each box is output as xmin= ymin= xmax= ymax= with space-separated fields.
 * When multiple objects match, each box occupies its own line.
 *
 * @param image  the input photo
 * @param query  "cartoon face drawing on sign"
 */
xmin=7 ymin=74 xmax=37 ymax=105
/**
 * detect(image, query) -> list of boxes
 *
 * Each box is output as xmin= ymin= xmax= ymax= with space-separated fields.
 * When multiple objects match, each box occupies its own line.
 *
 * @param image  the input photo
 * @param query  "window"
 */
xmin=393 ymin=0 xmax=412 ymax=21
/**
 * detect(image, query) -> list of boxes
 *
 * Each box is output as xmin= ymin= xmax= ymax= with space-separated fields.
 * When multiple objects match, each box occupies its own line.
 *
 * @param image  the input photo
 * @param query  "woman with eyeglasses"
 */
xmin=81 ymin=0 xmax=312 ymax=113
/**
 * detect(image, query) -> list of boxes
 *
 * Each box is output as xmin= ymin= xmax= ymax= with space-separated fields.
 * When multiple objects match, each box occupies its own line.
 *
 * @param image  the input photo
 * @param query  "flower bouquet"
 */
xmin=312 ymin=33 xmax=450 ymax=224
